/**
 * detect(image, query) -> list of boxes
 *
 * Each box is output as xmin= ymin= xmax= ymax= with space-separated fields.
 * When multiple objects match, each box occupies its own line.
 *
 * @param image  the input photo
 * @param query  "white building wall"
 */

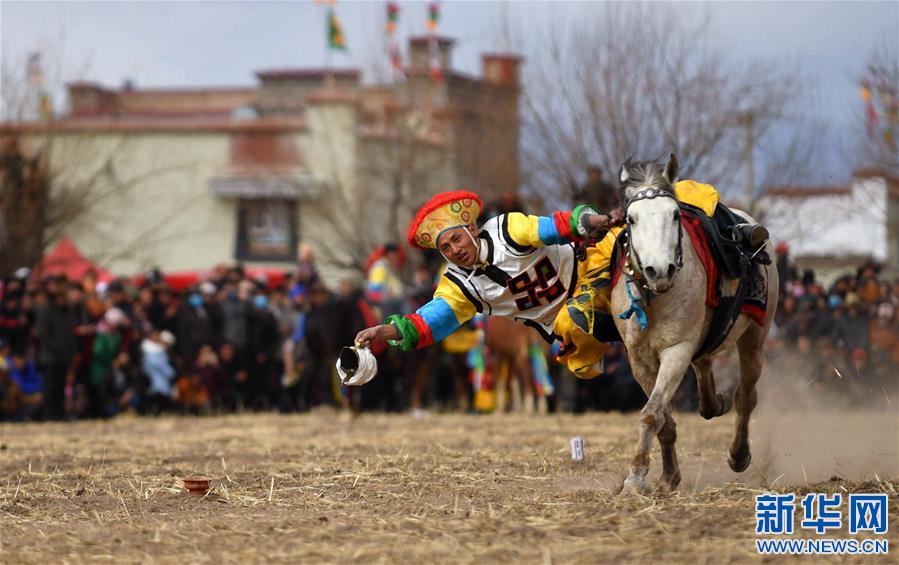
xmin=762 ymin=177 xmax=888 ymax=262
xmin=15 ymin=95 xmax=468 ymax=286
xmin=28 ymin=131 xmax=236 ymax=275
xmin=299 ymin=101 xmax=361 ymax=285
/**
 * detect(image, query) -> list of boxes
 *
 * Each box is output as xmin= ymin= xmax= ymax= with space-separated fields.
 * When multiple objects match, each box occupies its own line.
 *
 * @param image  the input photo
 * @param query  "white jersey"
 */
xmin=443 ymin=214 xmax=577 ymax=341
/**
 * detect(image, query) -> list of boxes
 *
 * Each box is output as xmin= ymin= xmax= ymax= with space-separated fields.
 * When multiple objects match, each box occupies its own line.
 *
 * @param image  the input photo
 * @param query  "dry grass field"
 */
xmin=0 ymin=401 xmax=896 ymax=563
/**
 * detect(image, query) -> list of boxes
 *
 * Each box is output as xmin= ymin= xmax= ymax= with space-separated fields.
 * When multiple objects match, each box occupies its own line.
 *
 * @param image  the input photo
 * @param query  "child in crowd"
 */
xmin=8 ymin=351 xmax=43 ymax=420
xmin=174 ymin=370 xmax=210 ymax=414
xmin=141 ymin=329 xmax=176 ymax=415
xmin=0 ymin=356 xmax=25 ymax=420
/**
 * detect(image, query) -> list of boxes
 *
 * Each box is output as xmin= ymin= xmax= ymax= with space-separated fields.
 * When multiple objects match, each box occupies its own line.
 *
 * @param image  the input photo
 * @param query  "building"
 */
xmin=0 ymin=37 xmax=521 ymax=283
xmin=760 ymin=168 xmax=899 ymax=280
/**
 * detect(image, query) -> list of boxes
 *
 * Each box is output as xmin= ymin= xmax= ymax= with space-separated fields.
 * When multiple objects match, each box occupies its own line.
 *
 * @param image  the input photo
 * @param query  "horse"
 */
xmin=610 ymin=154 xmax=778 ymax=495
xmin=485 ymin=316 xmax=548 ymax=414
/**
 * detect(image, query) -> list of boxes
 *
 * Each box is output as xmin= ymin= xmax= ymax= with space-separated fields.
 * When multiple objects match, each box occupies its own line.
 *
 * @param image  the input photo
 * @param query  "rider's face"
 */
xmin=437 ymin=226 xmax=478 ymax=268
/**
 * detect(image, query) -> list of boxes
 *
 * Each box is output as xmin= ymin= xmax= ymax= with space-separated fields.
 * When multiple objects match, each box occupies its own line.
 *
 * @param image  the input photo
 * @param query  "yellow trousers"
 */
xmin=552 ymin=179 xmax=721 ymax=379
xmin=553 ymin=227 xmax=622 ymax=379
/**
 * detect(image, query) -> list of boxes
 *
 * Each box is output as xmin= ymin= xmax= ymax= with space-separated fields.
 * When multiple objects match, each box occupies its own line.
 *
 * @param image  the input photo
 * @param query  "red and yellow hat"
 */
xmin=407 ymin=190 xmax=483 ymax=249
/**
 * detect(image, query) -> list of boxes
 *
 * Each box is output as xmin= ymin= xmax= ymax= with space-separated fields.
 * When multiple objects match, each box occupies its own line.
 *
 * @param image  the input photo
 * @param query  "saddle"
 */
xmin=607 ymin=206 xmax=769 ymax=359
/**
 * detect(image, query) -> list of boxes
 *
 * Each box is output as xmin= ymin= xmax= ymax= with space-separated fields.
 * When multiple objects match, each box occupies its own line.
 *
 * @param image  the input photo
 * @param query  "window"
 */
xmin=236 ymin=199 xmax=298 ymax=261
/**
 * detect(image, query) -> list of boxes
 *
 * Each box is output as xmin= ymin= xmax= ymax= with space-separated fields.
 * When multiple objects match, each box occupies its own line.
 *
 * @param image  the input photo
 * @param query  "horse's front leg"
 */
xmin=622 ymin=343 xmax=693 ymax=495
xmin=657 ymin=407 xmax=681 ymax=491
xmin=694 ymin=357 xmax=732 ymax=420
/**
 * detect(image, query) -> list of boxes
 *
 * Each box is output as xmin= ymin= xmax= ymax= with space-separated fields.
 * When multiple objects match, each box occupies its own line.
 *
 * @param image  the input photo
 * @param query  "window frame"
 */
xmin=235 ymin=198 xmax=299 ymax=262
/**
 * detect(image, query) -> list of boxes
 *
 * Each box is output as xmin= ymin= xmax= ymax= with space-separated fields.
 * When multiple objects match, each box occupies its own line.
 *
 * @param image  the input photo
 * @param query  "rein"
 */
xmin=615 ymin=186 xmax=685 ymax=331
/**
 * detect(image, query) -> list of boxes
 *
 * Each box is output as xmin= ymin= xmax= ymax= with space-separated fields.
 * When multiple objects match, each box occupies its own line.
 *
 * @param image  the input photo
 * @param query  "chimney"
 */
xmin=408 ymin=36 xmax=455 ymax=74
xmin=255 ymin=68 xmax=360 ymax=116
xmin=482 ymin=54 xmax=522 ymax=88
xmin=67 ymin=82 xmax=117 ymax=116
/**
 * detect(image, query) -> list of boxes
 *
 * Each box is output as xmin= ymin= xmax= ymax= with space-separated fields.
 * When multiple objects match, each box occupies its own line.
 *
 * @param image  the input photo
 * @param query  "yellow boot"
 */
xmin=554 ymin=286 xmax=611 ymax=379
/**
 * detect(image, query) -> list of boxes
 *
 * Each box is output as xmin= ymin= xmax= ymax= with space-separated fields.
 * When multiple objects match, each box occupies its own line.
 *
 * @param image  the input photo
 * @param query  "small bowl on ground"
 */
xmin=183 ymin=476 xmax=211 ymax=496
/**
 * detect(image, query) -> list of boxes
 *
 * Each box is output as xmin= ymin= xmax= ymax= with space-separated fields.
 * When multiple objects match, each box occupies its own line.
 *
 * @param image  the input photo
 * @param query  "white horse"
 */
xmin=610 ymin=154 xmax=778 ymax=495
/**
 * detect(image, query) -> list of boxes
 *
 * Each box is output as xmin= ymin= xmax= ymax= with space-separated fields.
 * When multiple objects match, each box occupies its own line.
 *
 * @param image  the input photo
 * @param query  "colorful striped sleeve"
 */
xmin=504 ymin=211 xmax=574 ymax=248
xmin=385 ymin=275 xmax=477 ymax=351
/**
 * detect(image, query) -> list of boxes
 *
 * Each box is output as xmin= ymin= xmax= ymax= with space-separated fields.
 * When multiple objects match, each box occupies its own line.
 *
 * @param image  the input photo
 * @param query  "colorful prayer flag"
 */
xmin=26 ymin=52 xmax=43 ymax=87
xmin=867 ymin=101 xmax=878 ymax=132
xmin=390 ymin=43 xmax=404 ymax=82
xmin=386 ymin=2 xmax=404 ymax=81
xmin=860 ymin=86 xmax=871 ymax=103
xmin=429 ymin=36 xmax=442 ymax=81
xmin=328 ymin=7 xmax=347 ymax=50
xmin=39 ymin=92 xmax=52 ymax=120
xmin=427 ymin=2 xmax=440 ymax=33
xmin=386 ymin=2 xmax=399 ymax=35
xmin=426 ymin=3 xmax=442 ymax=81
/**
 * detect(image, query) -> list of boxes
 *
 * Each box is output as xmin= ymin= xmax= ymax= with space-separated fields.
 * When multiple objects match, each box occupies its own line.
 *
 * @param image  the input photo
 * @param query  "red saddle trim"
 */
xmin=681 ymin=214 xmax=720 ymax=309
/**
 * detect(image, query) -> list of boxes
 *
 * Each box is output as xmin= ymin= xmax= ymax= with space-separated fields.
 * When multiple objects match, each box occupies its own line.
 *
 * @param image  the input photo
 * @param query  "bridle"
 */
xmin=623 ymin=186 xmax=684 ymax=287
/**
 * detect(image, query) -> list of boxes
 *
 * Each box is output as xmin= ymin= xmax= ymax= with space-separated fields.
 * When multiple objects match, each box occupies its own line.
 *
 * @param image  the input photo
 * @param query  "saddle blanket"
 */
xmin=680 ymin=212 xmax=767 ymax=326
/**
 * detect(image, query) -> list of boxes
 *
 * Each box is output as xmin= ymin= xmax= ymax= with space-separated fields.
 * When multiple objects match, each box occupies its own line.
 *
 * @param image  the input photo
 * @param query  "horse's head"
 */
xmin=619 ymin=153 xmax=683 ymax=293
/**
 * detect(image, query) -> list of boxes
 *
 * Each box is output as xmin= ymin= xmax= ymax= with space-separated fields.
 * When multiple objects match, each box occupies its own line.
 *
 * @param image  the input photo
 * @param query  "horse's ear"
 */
xmin=619 ymin=164 xmax=630 ymax=185
xmin=663 ymin=153 xmax=679 ymax=184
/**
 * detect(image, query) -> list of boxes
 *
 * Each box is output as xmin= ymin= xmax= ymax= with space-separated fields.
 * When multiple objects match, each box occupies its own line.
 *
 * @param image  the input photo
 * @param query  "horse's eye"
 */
xmin=626 ymin=215 xmax=635 ymax=225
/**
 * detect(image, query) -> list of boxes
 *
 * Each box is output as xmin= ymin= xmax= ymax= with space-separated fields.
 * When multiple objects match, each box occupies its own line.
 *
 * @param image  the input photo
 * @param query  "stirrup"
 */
xmin=734 ymin=223 xmax=769 ymax=249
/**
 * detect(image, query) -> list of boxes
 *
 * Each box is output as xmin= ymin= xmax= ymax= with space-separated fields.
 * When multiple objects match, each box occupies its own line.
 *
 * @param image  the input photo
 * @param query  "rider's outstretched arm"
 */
xmin=378 ymin=275 xmax=478 ymax=352
xmin=504 ymin=206 xmax=620 ymax=248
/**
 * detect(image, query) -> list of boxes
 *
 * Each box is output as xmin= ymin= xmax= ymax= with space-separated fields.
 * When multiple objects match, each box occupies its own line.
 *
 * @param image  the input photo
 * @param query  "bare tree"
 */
xmin=0 ymin=130 xmax=126 ymax=276
xmin=302 ymin=87 xmax=453 ymax=277
xmin=1 ymin=44 xmax=200 ymax=277
xmin=1 ymin=54 xmax=34 ymax=121
xmin=0 ymin=127 xmax=195 ymax=278
xmin=520 ymin=3 xmax=820 ymax=210
xmin=0 ymin=135 xmax=50 ymax=274
xmin=1 ymin=37 xmax=93 ymax=122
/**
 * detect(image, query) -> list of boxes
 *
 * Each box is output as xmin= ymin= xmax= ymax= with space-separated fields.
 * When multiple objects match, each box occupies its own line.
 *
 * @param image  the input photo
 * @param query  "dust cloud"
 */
xmin=688 ymin=353 xmax=898 ymax=490
xmin=750 ymin=357 xmax=897 ymax=486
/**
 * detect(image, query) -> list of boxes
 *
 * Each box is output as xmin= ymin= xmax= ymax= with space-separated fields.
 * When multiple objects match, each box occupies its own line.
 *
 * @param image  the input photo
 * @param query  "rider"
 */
xmin=356 ymin=180 xmax=767 ymax=379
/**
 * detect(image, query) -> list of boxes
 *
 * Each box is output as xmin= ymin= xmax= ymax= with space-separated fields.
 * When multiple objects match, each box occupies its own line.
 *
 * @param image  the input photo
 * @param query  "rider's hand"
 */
xmin=587 ymin=213 xmax=612 ymax=232
xmin=609 ymin=208 xmax=625 ymax=226
xmin=355 ymin=324 xmax=399 ymax=348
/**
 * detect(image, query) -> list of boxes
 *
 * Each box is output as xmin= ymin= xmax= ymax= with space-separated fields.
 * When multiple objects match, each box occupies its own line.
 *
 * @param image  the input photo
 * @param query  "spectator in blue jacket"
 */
xmin=8 ymin=350 xmax=43 ymax=420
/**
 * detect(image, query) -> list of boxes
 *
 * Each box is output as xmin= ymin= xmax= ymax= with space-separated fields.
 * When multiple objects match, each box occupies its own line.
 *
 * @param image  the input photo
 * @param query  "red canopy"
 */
xmin=34 ymin=237 xmax=114 ymax=282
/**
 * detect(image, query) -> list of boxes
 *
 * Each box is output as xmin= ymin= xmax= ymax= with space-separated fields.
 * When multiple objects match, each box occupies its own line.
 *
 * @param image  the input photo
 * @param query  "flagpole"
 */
xmin=386 ymin=2 xmax=402 ymax=84
xmin=325 ymin=4 xmax=334 ymax=88
xmin=326 ymin=47 xmax=334 ymax=89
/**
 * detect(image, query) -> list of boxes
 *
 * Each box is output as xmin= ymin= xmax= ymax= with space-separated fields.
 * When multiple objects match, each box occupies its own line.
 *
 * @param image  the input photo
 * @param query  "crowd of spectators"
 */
xmin=768 ymin=243 xmax=899 ymax=397
xmin=1 ymin=234 xmax=896 ymax=422
xmin=0 ymin=253 xmax=378 ymax=421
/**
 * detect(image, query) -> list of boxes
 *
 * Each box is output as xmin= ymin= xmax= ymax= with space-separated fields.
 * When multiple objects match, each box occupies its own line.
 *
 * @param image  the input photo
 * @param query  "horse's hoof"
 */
xmin=728 ymin=451 xmax=751 ymax=473
xmin=620 ymin=477 xmax=647 ymax=496
xmin=658 ymin=471 xmax=682 ymax=492
xmin=716 ymin=392 xmax=733 ymax=416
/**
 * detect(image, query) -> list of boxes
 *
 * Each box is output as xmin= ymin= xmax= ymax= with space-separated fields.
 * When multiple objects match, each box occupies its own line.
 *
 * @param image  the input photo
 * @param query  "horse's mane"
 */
xmin=619 ymin=157 xmax=676 ymax=202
